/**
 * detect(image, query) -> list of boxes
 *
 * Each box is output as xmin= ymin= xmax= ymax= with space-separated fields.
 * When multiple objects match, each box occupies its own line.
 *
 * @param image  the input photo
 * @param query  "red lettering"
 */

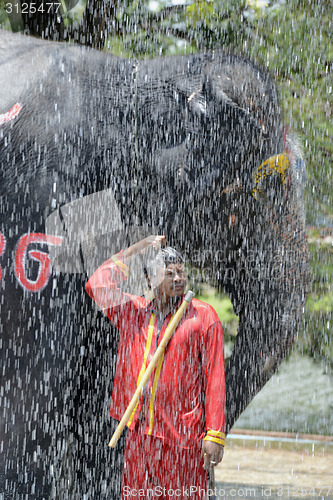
xmin=15 ymin=233 xmax=63 ymax=292
xmin=0 ymin=232 xmax=6 ymax=281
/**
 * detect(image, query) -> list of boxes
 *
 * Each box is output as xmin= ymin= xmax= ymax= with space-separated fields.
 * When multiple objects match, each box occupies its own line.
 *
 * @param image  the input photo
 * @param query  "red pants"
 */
xmin=122 ymin=427 xmax=208 ymax=499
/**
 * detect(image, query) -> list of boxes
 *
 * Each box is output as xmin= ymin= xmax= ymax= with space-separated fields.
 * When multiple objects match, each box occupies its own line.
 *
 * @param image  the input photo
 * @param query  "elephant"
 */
xmin=0 ymin=29 xmax=310 ymax=498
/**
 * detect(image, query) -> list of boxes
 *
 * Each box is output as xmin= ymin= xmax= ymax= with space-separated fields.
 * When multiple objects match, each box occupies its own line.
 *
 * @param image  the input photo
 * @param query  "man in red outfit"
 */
xmin=85 ymin=235 xmax=225 ymax=498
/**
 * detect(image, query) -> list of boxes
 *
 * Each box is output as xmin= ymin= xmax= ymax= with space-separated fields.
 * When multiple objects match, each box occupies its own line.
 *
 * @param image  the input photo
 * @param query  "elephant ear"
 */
xmin=179 ymin=53 xmax=283 ymax=195
xmin=204 ymin=56 xmax=282 ymax=136
xmin=184 ymin=55 xmax=285 ymax=193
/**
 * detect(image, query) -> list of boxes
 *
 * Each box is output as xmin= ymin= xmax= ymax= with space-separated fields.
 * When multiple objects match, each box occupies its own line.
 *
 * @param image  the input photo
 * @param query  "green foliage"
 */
xmin=196 ymin=286 xmax=239 ymax=338
xmin=196 ymin=285 xmax=239 ymax=361
xmin=299 ymin=232 xmax=333 ymax=370
xmin=60 ymin=0 xmax=86 ymax=28
xmin=0 ymin=0 xmax=17 ymax=30
xmin=106 ymin=31 xmax=193 ymax=59
xmin=185 ymin=0 xmax=215 ymax=27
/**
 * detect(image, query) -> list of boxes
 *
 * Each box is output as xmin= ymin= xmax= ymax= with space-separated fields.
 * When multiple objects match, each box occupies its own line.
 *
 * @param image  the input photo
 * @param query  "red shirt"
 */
xmin=85 ymin=251 xmax=225 ymax=448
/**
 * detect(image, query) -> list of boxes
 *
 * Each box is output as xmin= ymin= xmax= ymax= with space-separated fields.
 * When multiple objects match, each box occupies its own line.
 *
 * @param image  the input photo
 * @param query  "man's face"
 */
xmin=152 ymin=262 xmax=187 ymax=300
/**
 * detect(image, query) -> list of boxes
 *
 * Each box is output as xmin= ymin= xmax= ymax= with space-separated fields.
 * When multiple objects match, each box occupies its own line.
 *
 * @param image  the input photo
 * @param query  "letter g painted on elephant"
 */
xmin=0 ymin=232 xmax=6 ymax=281
xmin=15 ymin=233 xmax=63 ymax=292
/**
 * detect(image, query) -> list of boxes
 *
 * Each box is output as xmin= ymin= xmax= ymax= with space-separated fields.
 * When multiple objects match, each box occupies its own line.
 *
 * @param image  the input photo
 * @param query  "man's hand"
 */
xmin=142 ymin=235 xmax=166 ymax=251
xmin=124 ymin=235 xmax=166 ymax=259
xmin=201 ymin=441 xmax=224 ymax=470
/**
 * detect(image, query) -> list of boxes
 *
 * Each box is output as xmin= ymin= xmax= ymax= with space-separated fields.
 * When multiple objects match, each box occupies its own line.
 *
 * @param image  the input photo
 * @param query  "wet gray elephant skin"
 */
xmin=0 ymin=30 xmax=309 ymax=498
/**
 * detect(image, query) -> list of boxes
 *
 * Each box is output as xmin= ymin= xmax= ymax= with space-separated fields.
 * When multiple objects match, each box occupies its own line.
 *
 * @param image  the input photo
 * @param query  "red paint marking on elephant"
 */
xmin=15 ymin=233 xmax=63 ymax=292
xmin=0 ymin=233 xmax=6 ymax=281
xmin=0 ymin=103 xmax=22 ymax=126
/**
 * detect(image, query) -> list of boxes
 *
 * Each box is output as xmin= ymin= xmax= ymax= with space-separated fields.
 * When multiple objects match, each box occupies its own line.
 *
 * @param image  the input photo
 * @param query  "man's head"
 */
xmin=146 ymin=247 xmax=187 ymax=300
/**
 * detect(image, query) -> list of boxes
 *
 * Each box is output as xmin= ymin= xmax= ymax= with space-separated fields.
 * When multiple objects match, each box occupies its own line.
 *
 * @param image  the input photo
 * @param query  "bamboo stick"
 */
xmin=108 ymin=290 xmax=195 ymax=448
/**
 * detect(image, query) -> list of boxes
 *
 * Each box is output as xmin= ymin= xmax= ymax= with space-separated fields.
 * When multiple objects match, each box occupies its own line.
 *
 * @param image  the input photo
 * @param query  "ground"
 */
xmin=214 ymin=432 xmax=333 ymax=500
